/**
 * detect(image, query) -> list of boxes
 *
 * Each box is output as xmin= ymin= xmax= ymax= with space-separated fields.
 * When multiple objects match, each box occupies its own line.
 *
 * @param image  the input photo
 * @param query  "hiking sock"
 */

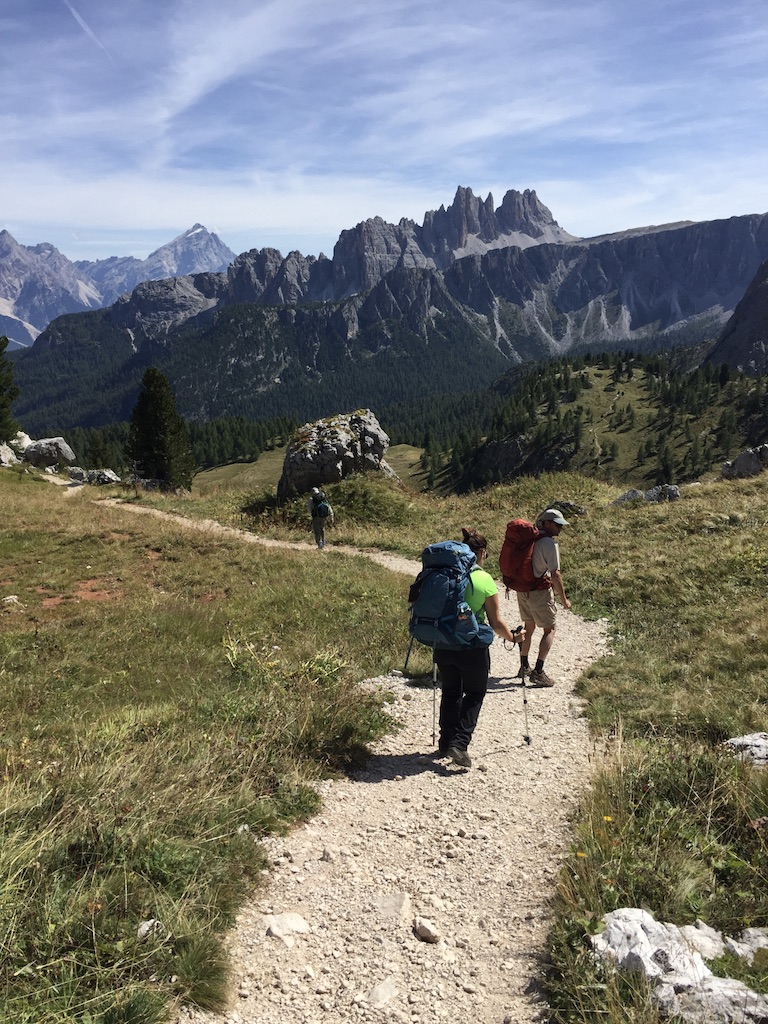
xmin=520 ymin=655 xmax=529 ymax=670
xmin=535 ymin=659 xmax=545 ymax=674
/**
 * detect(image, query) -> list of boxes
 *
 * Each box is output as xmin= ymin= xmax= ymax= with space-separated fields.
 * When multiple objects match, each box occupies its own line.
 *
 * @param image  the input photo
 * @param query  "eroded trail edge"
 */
xmin=99 ymin=500 xmax=609 ymax=1024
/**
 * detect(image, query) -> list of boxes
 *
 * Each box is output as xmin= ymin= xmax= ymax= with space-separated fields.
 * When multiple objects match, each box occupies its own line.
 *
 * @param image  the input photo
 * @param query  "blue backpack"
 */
xmin=408 ymin=541 xmax=495 ymax=651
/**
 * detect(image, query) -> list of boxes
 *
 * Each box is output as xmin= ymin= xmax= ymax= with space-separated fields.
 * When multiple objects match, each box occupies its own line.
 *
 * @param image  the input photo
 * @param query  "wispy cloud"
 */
xmin=2 ymin=0 xmax=767 ymax=259
xmin=61 ymin=0 xmax=111 ymax=56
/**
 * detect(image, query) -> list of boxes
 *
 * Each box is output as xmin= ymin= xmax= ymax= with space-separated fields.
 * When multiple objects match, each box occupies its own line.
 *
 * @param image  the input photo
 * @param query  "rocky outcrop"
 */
xmin=106 ymin=272 xmax=224 ymax=337
xmin=591 ymin=907 xmax=768 ymax=1024
xmin=276 ymin=410 xmax=397 ymax=501
xmin=613 ymin=484 xmax=681 ymax=504
xmin=331 ymin=187 xmax=575 ymax=297
xmin=721 ymin=443 xmax=768 ymax=480
xmin=0 ymin=442 xmax=19 ymax=466
xmin=227 ymin=248 xmax=334 ymax=306
xmin=68 ymin=467 xmax=121 ymax=485
xmin=724 ymin=732 xmax=768 ymax=766
xmin=2 ymin=430 xmax=79 ymax=471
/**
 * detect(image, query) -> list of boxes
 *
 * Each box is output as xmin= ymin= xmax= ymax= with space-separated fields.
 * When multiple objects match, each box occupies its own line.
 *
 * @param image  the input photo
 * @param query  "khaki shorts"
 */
xmin=517 ymin=587 xmax=557 ymax=630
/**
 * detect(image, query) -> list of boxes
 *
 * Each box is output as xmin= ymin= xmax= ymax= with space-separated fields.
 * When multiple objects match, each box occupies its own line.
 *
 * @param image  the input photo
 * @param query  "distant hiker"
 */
xmin=433 ymin=527 xmax=525 ymax=768
xmin=516 ymin=508 xmax=571 ymax=687
xmin=306 ymin=487 xmax=334 ymax=549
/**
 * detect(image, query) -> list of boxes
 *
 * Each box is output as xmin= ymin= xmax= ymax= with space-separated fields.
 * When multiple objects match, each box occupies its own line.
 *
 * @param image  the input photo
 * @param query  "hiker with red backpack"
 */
xmin=499 ymin=508 xmax=571 ymax=688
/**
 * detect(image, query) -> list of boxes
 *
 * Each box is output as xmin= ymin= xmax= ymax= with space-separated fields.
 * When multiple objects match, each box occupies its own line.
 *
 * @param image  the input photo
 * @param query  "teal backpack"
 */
xmin=408 ymin=541 xmax=494 ymax=651
xmin=312 ymin=495 xmax=331 ymax=518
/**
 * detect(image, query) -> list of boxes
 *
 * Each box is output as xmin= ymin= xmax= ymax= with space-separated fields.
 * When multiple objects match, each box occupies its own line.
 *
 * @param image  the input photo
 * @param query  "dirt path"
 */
xmin=96 ymin=499 xmax=609 ymax=1024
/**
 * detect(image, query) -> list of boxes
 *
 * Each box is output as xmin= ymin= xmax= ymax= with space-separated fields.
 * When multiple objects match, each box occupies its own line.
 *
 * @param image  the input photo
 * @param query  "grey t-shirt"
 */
xmin=532 ymin=535 xmax=560 ymax=579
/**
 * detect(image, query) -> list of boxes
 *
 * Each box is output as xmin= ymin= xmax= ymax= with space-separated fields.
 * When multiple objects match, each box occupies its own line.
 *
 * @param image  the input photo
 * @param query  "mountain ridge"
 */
xmin=0 ymin=225 xmax=236 ymax=350
xmin=1 ymin=187 xmax=571 ymax=351
xmin=10 ymin=192 xmax=768 ymax=436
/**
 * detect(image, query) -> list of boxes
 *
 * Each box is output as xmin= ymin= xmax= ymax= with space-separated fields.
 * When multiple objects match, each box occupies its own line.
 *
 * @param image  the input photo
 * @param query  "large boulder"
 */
xmin=22 ymin=437 xmax=76 ymax=468
xmin=277 ymin=409 xmax=397 ymax=502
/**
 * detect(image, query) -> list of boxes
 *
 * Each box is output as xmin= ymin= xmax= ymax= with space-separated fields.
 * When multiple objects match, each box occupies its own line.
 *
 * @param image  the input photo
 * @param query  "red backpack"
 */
xmin=499 ymin=519 xmax=552 ymax=593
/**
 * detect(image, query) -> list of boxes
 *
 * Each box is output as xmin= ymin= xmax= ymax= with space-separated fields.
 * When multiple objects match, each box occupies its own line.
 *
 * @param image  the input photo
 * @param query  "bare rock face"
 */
xmin=276 ymin=409 xmax=397 ymax=501
xmin=707 ymin=257 xmax=768 ymax=375
xmin=108 ymin=273 xmax=223 ymax=336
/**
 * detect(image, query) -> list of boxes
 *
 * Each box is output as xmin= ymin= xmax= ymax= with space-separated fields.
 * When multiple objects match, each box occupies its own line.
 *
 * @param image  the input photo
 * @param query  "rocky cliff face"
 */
xmin=440 ymin=212 xmax=768 ymax=349
xmin=0 ymin=225 xmax=236 ymax=350
xmin=706 ymin=258 xmax=768 ymax=374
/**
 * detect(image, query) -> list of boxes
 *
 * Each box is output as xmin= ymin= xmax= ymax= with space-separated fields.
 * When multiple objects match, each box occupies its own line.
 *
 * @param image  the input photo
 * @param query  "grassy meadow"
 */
xmin=2 ymin=455 xmax=768 ymax=1022
xmin=0 ymin=469 xmax=408 ymax=1023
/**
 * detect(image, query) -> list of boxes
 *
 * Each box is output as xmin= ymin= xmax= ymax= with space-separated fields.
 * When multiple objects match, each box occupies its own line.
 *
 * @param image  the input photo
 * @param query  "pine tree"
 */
xmin=127 ymin=367 xmax=194 ymax=489
xmin=657 ymin=444 xmax=675 ymax=484
xmin=0 ymin=336 xmax=20 ymax=443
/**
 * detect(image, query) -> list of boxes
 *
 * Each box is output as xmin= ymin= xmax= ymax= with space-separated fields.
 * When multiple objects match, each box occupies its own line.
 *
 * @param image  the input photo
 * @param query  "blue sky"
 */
xmin=2 ymin=0 xmax=767 ymax=262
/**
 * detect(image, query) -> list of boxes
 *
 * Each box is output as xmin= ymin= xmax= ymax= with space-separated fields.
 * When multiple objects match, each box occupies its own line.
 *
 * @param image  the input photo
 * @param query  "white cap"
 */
xmin=539 ymin=508 xmax=569 ymax=526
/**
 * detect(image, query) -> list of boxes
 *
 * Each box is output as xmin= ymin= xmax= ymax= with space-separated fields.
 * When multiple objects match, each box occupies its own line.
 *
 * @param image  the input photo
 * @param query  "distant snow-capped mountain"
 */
xmin=0 ymin=224 xmax=236 ymax=350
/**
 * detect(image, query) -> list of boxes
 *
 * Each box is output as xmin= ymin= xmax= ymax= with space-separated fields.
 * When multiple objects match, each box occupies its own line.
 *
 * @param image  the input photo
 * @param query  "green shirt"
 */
xmin=464 ymin=567 xmax=498 ymax=622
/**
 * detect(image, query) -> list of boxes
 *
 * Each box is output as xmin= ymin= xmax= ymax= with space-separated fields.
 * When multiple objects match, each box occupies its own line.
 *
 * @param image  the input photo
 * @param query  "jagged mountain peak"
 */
xmin=0 ymin=223 xmax=237 ymax=350
xmin=140 ymin=224 xmax=236 ymax=279
xmin=328 ymin=185 xmax=577 ymax=298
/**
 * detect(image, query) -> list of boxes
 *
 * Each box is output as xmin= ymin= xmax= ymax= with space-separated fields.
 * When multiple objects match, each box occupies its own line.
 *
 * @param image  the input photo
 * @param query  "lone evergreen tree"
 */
xmin=128 ymin=368 xmax=194 ymax=489
xmin=0 ymin=336 xmax=20 ymax=443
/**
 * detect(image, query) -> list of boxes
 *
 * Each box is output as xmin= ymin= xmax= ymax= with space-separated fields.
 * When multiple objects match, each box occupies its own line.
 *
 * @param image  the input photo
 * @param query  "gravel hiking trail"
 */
xmin=96 ymin=499 xmax=610 ymax=1024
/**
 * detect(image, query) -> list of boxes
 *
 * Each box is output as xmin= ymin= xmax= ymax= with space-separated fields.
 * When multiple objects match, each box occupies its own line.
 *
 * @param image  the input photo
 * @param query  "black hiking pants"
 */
xmin=434 ymin=645 xmax=491 ymax=752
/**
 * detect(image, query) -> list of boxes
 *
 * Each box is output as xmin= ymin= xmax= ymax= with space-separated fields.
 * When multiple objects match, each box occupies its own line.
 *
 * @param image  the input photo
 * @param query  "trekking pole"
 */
xmin=431 ymin=656 xmax=438 ymax=745
xmin=522 ymin=672 xmax=531 ymax=745
xmin=403 ymin=634 xmax=414 ymax=674
xmin=505 ymin=629 xmax=531 ymax=746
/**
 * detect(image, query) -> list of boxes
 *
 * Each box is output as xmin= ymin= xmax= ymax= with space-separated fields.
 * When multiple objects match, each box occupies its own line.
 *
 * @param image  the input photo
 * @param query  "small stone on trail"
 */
xmin=414 ymin=916 xmax=441 ymax=943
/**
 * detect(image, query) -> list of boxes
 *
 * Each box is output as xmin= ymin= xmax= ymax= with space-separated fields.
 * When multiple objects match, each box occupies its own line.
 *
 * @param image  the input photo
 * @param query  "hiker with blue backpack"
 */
xmin=408 ymin=527 xmax=525 ymax=768
xmin=306 ymin=487 xmax=334 ymax=549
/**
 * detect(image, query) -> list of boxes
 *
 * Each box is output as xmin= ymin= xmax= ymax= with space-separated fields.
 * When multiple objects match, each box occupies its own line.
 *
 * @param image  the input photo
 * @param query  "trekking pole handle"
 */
xmin=503 ymin=626 xmax=525 ymax=650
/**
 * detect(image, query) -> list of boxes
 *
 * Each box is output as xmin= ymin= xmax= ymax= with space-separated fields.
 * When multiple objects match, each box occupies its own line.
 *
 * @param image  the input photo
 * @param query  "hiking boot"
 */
xmin=529 ymin=669 xmax=555 ymax=688
xmin=447 ymin=746 xmax=472 ymax=768
xmin=516 ymin=664 xmax=529 ymax=679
